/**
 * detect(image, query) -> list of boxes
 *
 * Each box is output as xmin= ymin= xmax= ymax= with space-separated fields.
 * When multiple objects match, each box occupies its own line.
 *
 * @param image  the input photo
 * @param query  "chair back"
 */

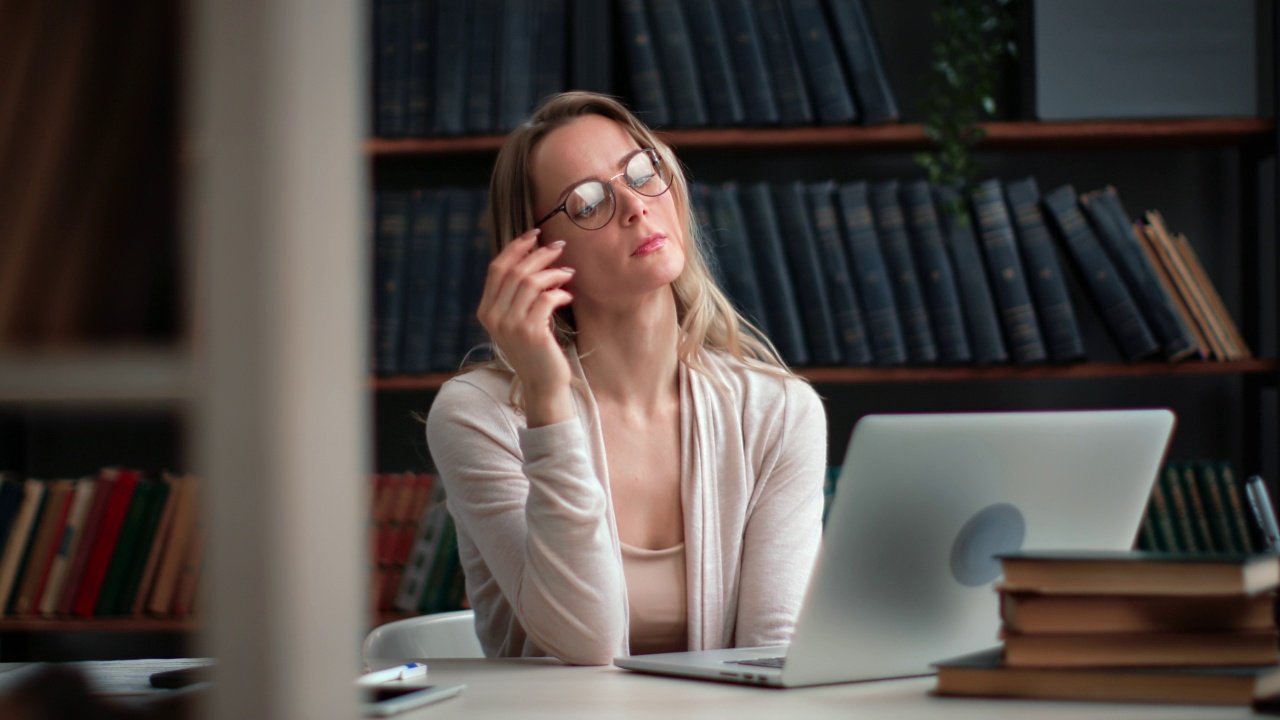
xmin=363 ymin=609 xmax=485 ymax=662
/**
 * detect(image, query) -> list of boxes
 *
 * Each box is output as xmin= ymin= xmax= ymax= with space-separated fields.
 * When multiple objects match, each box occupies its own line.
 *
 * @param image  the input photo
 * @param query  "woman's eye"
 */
xmin=630 ymin=172 xmax=655 ymax=188
xmin=575 ymin=202 xmax=600 ymax=219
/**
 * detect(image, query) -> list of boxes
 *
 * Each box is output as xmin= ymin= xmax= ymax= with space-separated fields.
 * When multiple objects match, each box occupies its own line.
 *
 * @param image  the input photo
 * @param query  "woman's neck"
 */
xmin=573 ymin=289 xmax=681 ymax=414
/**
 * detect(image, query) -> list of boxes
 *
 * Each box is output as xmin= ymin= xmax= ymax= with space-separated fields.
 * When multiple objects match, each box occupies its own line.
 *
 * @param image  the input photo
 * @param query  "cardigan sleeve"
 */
xmin=733 ymin=378 xmax=827 ymax=648
xmin=425 ymin=377 xmax=625 ymax=664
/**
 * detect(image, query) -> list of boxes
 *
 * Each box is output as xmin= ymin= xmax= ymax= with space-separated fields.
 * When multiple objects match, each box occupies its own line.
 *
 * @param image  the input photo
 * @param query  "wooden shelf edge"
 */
xmin=0 ymin=349 xmax=192 ymax=404
xmin=366 ymin=118 xmax=1275 ymax=157
xmin=372 ymin=359 xmax=1279 ymax=391
xmin=0 ymin=618 xmax=198 ymax=633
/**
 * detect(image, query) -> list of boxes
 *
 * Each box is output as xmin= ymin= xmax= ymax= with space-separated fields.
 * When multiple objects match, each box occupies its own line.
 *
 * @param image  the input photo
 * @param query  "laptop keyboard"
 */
xmin=726 ymin=656 xmax=786 ymax=669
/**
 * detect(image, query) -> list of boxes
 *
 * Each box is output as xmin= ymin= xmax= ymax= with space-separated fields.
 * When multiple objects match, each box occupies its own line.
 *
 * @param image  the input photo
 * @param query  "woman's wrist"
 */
xmin=524 ymin=382 xmax=574 ymax=428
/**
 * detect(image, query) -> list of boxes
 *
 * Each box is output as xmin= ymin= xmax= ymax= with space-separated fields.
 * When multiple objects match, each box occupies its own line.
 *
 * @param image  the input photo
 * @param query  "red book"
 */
xmin=72 ymin=469 xmax=140 ymax=616
xmin=56 ymin=472 xmax=115 ymax=615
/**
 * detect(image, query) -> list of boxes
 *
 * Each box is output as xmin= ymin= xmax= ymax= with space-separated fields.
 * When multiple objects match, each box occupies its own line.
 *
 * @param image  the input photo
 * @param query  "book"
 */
xmin=738 ymin=182 xmax=809 ymax=367
xmin=431 ymin=189 xmax=476 ymax=372
xmin=933 ymin=185 xmax=1008 ymax=365
xmin=461 ymin=190 xmax=494 ymax=364
xmin=1001 ymin=591 xmax=1277 ymax=635
xmin=901 ymin=180 xmax=970 ymax=364
xmin=807 ymin=181 xmax=872 ymax=365
xmin=617 ymin=0 xmax=670 ymax=127
xmin=569 ymin=0 xmax=613 ymax=96
xmin=432 ymin=0 xmax=471 ymax=135
xmin=1040 ymin=184 xmax=1160 ymax=362
xmin=56 ymin=471 xmax=117 ymax=616
xmin=647 ymin=0 xmax=708 ymax=128
xmin=464 ymin=0 xmax=499 ymax=134
xmin=683 ymin=0 xmax=745 ymax=127
xmin=148 ymin=476 xmax=199 ymax=615
xmin=934 ymin=646 xmax=1280 ymax=706
xmin=835 ymin=181 xmax=906 ymax=366
xmin=129 ymin=474 xmax=183 ymax=616
xmin=870 ymin=180 xmax=936 ymax=364
xmin=115 ymin=476 xmax=174 ymax=615
xmin=372 ymin=191 xmax=411 ymax=375
xmin=404 ymin=0 xmax=431 ymax=136
xmin=1173 ymin=229 xmax=1250 ymax=359
xmin=718 ymin=0 xmax=779 ymax=125
xmin=708 ymin=183 xmax=771 ymax=337
xmin=970 ymin=178 xmax=1046 ymax=365
xmin=373 ymin=0 xmax=410 ymax=137
xmin=1003 ymin=177 xmax=1085 ymax=363
xmin=772 ymin=181 xmax=842 ymax=366
xmin=36 ymin=476 xmax=97 ymax=616
xmin=10 ymin=479 xmax=73 ymax=615
xmin=171 ymin=520 xmax=205 ymax=617
xmin=401 ymin=189 xmax=446 ymax=375
xmin=997 ymin=550 xmax=1280 ymax=597
xmin=1002 ymin=629 xmax=1279 ymax=668
xmin=1174 ymin=461 xmax=1217 ymax=554
xmin=1145 ymin=474 xmax=1182 ymax=553
xmin=1193 ymin=460 xmax=1240 ymax=554
xmin=531 ymin=0 xmax=567 ymax=110
xmin=395 ymin=481 xmax=449 ymax=612
xmin=1081 ymin=187 xmax=1199 ymax=362
xmin=1214 ymin=460 xmax=1257 ymax=554
xmin=825 ymin=0 xmax=899 ymax=124
xmin=0 ymin=480 xmax=45 ymax=613
xmin=752 ymin=0 xmax=812 ymax=125
xmin=0 ymin=477 xmax=25 ymax=566
xmin=1134 ymin=220 xmax=1212 ymax=360
xmin=1161 ymin=463 xmax=1200 ymax=554
xmin=95 ymin=478 xmax=160 ymax=616
xmin=785 ymin=0 xmax=857 ymax=125
xmin=497 ymin=0 xmax=536 ymax=132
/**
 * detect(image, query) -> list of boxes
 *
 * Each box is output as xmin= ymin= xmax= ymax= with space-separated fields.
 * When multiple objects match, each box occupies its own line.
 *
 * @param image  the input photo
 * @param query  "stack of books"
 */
xmin=934 ymin=550 xmax=1280 ymax=706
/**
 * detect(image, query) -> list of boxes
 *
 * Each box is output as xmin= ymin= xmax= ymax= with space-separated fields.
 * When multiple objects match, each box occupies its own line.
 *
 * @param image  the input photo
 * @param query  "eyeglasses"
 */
xmin=534 ymin=148 xmax=673 ymax=231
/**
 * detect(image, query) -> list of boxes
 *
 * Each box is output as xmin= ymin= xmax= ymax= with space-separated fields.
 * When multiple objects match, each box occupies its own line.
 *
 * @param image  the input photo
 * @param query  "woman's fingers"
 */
xmin=482 ymin=235 xmax=567 ymax=315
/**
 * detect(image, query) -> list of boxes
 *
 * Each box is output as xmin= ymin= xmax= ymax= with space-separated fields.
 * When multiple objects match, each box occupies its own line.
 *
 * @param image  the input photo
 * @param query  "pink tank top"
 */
xmin=620 ymin=541 xmax=688 ymax=655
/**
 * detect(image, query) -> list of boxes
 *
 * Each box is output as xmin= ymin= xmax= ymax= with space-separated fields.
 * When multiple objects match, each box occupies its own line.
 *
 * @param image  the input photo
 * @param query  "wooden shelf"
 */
xmin=372 ymin=359 xmax=1279 ymax=392
xmin=366 ymin=118 xmax=1274 ymax=157
xmin=0 ymin=349 xmax=191 ymax=404
xmin=0 ymin=617 xmax=197 ymax=633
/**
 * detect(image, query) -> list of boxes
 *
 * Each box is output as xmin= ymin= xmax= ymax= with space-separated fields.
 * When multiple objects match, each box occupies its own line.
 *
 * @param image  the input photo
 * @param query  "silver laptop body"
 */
xmin=614 ymin=409 xmax=1176 ymax=687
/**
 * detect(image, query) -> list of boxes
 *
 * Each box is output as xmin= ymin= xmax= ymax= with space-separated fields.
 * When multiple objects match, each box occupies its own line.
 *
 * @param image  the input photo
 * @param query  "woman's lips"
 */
xmin=632 ymin=234 xmax=667 ymax=256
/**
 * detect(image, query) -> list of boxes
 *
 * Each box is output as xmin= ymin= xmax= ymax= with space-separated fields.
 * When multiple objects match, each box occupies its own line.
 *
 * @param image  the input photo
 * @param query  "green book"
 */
xmin=95 ymin=479 xmax=158 ymax=616
xmin=115 ymin=477 xmax=173 ymax=614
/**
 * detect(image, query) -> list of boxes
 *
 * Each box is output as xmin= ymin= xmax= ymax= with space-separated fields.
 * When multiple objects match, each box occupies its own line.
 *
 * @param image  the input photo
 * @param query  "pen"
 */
xmin=1245 ymin=475 xmax=1280 ymax=553
xmin=357 ymin=663 xmax=428 ymax=686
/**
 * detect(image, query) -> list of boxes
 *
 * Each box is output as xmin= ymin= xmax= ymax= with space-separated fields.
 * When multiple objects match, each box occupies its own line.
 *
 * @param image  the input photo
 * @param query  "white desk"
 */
xmin=396 ymin=658 xmax=1265 ymax=719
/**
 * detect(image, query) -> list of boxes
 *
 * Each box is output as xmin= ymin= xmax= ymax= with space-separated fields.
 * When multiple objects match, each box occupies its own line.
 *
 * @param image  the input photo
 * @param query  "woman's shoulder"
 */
xmin=700 ymin=350 xmax=820 ymax=410
xmin=427 ymin=366 xmax=519 ymax=424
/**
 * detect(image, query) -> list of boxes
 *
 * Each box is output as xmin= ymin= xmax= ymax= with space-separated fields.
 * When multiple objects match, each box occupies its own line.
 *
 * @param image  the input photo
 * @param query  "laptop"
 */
xmin=614 ymin=409 xmax=1176 ymax=687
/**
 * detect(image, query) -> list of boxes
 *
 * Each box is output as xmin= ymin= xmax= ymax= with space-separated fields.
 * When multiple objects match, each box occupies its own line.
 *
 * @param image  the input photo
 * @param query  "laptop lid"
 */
xmin=779 ymin=409 xmax=1175 ymax=686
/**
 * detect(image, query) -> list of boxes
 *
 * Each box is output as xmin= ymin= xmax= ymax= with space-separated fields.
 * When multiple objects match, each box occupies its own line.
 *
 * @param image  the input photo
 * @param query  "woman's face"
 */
xmin=529 ymin=115 xmax=685 ymax=308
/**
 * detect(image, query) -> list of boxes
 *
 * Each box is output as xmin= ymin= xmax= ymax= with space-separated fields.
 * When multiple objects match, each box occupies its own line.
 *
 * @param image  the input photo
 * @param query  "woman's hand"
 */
xmin=477 ymin=229 xmax=577 ymax=426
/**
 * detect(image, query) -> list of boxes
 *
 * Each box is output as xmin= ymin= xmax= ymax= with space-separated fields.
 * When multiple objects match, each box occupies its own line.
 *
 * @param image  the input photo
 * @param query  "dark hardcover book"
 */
xmin=902 ymin=180 xmax=970 ymax=364
xmin=870 ymin=181 xmax=937 ymax=365
xmin=462 ymin=190 xmax=493 ymax=363
xmin=1160 ymin=464 xmax=1200 ymax=554
xmin=405 ymin=0 xmax=432 ymax=136
xmin=373 ymin=191 xmax=412 ymax=376
xmin=739 ymin=182 xmax=809 ymax=366
xmin=618 ymin=0 xmax=671 ymax=127
xmin=94 ymin=479 xmax=158 ymax=616
xmin=569 ymin=0 xmax=614 ymax=95
xmin=773 ymin=182 xmax=842 ymax=366
xmin=113 ymin=478 xmax=172 ymax=615
xmin=683 ymin=0 xmax=745 ymax=127
xmin=1194 ymin=460 xmax=1240 ymax=554
xmin=0 ymin=476 xmax=23 ymax=555
xmin=1213 ymin=460 xmax=1256 ymax=554
xmin=532 ymin=0 xmax=568 ymax=108
xmin=835 ymin=181 xmax=906 ymax=365
xmin=497 ymin=0 xmax=536 ymax=131
xmin=1174 ymin=462 xmax=1217 ymax=554
xmin=374 ymin=0 xmax=410 ymax=137
xmin=933 ymin=185 xmax=1008 ymax=365
xmin=648 ymin=0 xmax=709 ymax=128
xmin=708 ymin=184 xmax=771 ymax=336
xmin=969 ymin=178 xmax=1047 ymax=365
xmin=401 ymin=190 xmax=446 ymax=374
xmin=432 ymin=0 xmax=470 ymax=135
xmin=825 ymin=0 xmax=900 ymax=124
xmin=719 ymin=0 xmax=780 ymax=125
xmin=431 ymin=189 xmax=477 ymax=372
xmin=1040 ymin=185 xmax=1160 ymax=362
xmin=1003 ymin=177 xmax=1086 ymax=363
xmin=785 ymin=0 xmax=857 ymax=125
xmin=752 ymin=0 xmax=813 ymax=126
xmin=465 ymin=0 xmax=500 ymax=134
xmin=1146 ymin=474 xmax=1182 ymax=553
xmin=808 ymin=181 xmax=873 ymax=365
xmin=1082 ymin=187 xmax=1199 ymax=362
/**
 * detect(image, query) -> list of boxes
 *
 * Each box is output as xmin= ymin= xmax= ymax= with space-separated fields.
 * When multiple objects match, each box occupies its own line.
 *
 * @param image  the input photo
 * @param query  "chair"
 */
xmin=363 ymin=610 xmax=485 ymax=663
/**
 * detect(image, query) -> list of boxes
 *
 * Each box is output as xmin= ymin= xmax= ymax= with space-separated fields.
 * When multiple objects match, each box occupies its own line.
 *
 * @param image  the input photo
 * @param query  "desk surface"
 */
xmin=402 ymin=658 xmax=1264 ymax=719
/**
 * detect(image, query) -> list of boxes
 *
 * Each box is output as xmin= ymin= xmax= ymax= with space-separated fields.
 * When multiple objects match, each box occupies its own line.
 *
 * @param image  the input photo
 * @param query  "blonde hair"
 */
xmin=481 ymin=91 xmax=795 ymax=399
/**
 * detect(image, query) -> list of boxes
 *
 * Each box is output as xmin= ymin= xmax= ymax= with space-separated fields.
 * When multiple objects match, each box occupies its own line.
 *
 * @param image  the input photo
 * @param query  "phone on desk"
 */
xmin=361 ymin=683 xmax=464 ymax=716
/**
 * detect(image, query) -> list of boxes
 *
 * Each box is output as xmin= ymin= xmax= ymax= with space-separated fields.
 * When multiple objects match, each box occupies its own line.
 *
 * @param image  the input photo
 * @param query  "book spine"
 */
xmin=1174 ymin=462 xmax=1217 ymax=554
xmin=785 ymin=0 xmax=857 ymax=125
xmin=683 ymin=0 xmax=745 ymax=126
xmin=824 ymin=0 xmax=899 ymax=124
xmin=115 ymin=479 xmax=173 ymax=615
xmin=569 ymin=0 xmax=614 ymax=95
xmin=1215 ymin=460 xmax=1256 ymax=553
xmin=401 ymin=189 xmax=445 ymax=375
xmin=752 ymin=0 xmax=813 ymax=125
xmin=95 ymin=479 xmax=157 ymax=616
xmin=462 ymin=189 xmax=494 ymax=364
xmin=497 ymin=0 xmax=536 ymax=131
xmin=807 ymin=181 xmax=873 ymax=365
xmin=870 ymin=180 xmax=937 ymax=364
xmin=464 ymin=0 xmax=499 ymax=134
xmin=373 ymin=191 xmax=411 ymax=375
xmin=902 ymin=180 xmax=971 ymax=364
xmin=432 ymin=0 xmax=470 ymax=135
xmin=1003 ymin=177 xmax=1086 ymax=363
xmin=970 ymin=178 xmax=1046 ymax=365
xmin=617 ymin=0 xmax=671 ymax=127
xmin=430 ymin=189 xmax=476 ymax=372
xmin=374 ymin=0 xmax=409 ymax=137
xmin=1040 ymin=185 xmax=1160 ymax=361
xmin=1146 ymin=472 xmax=1181 ymax=552
xmin=718 ymin=0 xmax=780 ymax=125
xmin=73 ymin=471 xmax=140 ymax=617
xmin=57 ymin=476 xmax=114 ymax=616
xmin=648 ymin=0 xmax=709 ymax=127
xmin=532 ymin=0 xmax=568 ymax=109
xmin=1082 ymin=187 xmax=1199 ymax=361
xmin=405 ymin=0 xmax=431 ymax=136
xmin=934 ymin=184 xmax=1008 ymax=365
xmin=1159 ymin=464 xmax=1199 ymax=553
xmin=738 ymin=182 xmax=809 ymax=366
xmin=772 ymin=181 xmax=842 ymax=366
xmin=837 ymin=181 xmax=906 ymax=366
xmin=0 ymin=481 xmax=46 ymax=614
xmin=1134 ymin=219 xmax=1210 ymax=360
xmin=708 ymin=183 xmax=772 ymax=338
xmin=1193 ymin=460 xmax=1239 ymax=554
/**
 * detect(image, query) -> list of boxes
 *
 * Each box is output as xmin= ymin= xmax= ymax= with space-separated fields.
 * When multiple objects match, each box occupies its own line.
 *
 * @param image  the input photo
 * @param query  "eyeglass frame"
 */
xmin=533 ymin=148 xmax=672 ymax=230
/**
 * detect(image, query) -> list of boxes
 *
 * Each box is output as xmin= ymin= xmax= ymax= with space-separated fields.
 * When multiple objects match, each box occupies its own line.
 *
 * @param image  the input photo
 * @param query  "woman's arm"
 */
xmin=733 ymin=380 xmax=827 ymax=647
xmin=427 ymin=379 xmax=624 ymax=664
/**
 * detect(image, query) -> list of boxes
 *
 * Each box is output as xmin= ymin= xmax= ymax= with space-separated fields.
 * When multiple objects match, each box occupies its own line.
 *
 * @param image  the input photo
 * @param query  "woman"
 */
xmin=426 ymin=91 xmax=827 ymax=665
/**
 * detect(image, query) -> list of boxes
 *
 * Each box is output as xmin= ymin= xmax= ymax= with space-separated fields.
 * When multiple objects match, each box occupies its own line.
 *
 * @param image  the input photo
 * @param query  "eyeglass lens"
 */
xmin=563 ymin=150 xmax=671 ymax=230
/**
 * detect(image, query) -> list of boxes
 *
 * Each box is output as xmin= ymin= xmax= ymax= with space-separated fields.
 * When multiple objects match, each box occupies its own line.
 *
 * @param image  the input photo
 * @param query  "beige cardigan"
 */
xmin=425 ymin=348 xmax=826 ymax=665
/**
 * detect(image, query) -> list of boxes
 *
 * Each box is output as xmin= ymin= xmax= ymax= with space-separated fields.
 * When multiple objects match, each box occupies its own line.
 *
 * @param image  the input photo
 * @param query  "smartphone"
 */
xmin=360 ymin=683 xmax=465 ymax=716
